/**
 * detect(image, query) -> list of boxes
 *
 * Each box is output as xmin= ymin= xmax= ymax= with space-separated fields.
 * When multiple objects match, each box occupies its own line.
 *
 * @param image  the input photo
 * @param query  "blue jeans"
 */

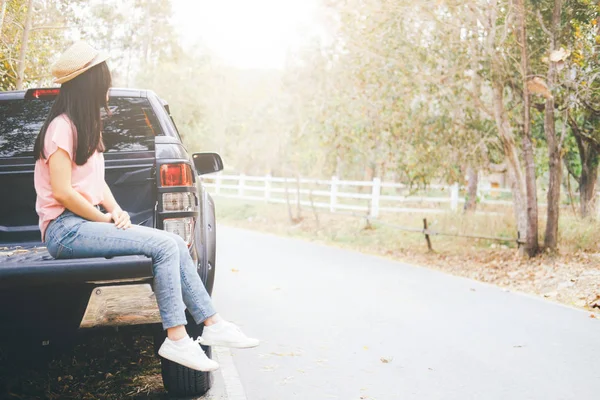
xmin=45 ymin=210 xmax=216 ymax=330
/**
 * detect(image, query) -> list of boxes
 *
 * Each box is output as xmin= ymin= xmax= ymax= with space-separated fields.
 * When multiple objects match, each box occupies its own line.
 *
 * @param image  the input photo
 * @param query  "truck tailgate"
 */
xmin=0 ymin=245 xmax=153 ymax=288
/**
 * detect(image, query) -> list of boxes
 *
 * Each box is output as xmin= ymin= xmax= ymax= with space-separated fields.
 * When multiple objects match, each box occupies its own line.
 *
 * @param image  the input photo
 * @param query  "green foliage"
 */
xmin=0 ymin=0 xmax=83 ymax=90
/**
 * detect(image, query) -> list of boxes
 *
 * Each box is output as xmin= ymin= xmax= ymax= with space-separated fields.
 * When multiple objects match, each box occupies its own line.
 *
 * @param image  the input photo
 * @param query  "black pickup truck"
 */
xmin=0 ymin=88 xmax=222 ymax=397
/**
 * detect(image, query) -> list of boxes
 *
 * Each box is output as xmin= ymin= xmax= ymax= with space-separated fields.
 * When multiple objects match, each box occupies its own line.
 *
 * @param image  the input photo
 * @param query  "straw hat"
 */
xmin=51 ymin=41 xmax=110 ymax=84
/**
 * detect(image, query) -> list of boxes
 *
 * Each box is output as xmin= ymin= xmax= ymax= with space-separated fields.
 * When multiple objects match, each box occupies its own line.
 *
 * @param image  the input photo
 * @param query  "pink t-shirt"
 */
xmin=34 ymin=114 xmax=105 ymax=240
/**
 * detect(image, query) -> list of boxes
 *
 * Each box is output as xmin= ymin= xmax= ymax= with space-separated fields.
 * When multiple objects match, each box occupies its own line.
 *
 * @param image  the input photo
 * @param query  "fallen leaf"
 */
xmin=271 ymin=351 xmax=302 ymax=357
xmin=590 ymin=314 xmax=597 ymax=319
xmin=231 ymin=268 xmax=240 ymax=273
xmin=550 ymin=47 xmax=570 ymax=62
xmin=527 ymin=77 xmax=552 ymax=99
xmin=380 ymin=357 xmax=393 ymax=364
xmin=588 ymin=294 xmax=600 ymax=309
xmin=363 ymin=346 xmax=369 ymax=350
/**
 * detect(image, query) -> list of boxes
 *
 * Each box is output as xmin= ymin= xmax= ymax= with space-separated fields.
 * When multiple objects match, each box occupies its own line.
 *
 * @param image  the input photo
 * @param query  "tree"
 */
xmin=540 ymin=0 xmax=564 ymax=251
xmin=0 ymin=0 xmax=8 ymax=33
xmin=15 ymin=0 xmax=33 ymax=89
xmin=517 ymin=0 xmax=540 ymax=255
xmin=561 ymin=4 xmax=600 ymax=219
xmin=1 ymin=0 xmax=84 ymax=90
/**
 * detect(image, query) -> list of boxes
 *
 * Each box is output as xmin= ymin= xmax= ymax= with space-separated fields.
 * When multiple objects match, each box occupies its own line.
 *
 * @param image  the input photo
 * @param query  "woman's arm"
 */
xmin=101 ymin=181 xmax=131 ymax=229
xmin=101 ymin=181 xmax=121 ymax=213
xmin=49 ymin=148 xmax=111 ymax=223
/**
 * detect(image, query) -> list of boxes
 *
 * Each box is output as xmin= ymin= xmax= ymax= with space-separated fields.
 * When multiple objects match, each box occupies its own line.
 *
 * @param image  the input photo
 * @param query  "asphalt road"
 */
xmin=209 ymin=226 xmax=600 ymax=400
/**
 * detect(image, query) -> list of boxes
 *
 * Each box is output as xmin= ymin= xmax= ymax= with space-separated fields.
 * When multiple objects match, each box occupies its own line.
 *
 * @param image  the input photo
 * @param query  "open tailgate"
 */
xmin=0 ymin=246 xmax=153 ymax=288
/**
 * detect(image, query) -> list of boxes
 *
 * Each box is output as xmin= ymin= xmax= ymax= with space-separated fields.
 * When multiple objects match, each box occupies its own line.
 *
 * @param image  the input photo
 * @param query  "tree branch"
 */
xmin=31 ymin=25 xmax=73 ymax=31
xmin=536 ymin=10 xmax=552 ymax=38
xmin=569 ymin=112 xmax=600 ymax=151
xmin=563 ymin=156 xmax=580 ymax=182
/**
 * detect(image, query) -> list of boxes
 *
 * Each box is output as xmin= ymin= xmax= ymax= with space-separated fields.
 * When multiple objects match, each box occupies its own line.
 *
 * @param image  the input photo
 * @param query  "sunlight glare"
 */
xmin=173 ymin=0 xmax=318 ymax=69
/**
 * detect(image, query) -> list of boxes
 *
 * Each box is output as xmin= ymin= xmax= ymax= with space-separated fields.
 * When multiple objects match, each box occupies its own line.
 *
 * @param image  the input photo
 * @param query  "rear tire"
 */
xmin=153 ymin=312 xmax=213 ymax=397
xmin=160 ymin=345 xmax=213 ymax=397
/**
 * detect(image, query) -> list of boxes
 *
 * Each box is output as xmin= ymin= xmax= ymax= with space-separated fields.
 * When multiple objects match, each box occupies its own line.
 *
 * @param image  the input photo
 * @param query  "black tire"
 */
xmin=153 ymin=313 xmax=213 ymax=397
xmin=160 ymin=345 xmax=213 ymax=397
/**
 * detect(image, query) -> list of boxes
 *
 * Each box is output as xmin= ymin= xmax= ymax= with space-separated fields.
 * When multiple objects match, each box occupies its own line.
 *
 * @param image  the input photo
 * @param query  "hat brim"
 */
xmin=53 ymin=51 xmax=110 ymax=84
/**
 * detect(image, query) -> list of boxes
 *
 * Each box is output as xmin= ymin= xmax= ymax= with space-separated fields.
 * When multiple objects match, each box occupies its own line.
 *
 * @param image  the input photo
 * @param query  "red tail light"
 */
xmin=160 ymin=163 xmax=193 ymax=187
xmin=25 ymin=88 xmax=60 ymax=99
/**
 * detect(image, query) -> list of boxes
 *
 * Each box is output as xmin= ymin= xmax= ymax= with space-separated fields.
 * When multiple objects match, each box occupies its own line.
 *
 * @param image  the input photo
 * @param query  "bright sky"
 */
xmin=172 ymin=0 xmax=321 ymax=69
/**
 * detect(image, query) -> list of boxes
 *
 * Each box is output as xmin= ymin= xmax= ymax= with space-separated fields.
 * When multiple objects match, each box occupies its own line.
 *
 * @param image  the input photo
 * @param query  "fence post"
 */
xmin=423 ymin=218 xmax=433 ymax=252
xmin=215 ymin=174 xmax=221 ymax=195
xmin=330 ymin=176 xmax=338 ymax=212
xmin=450 ymin=182 xmax=459 ymax=211
xmin=238 ymin=174 xmax=245 ymax=197
xmin=265 ymin=174 xmax=271 ymax=202
xmin=370 ymin=177 xmax=381 ymax=218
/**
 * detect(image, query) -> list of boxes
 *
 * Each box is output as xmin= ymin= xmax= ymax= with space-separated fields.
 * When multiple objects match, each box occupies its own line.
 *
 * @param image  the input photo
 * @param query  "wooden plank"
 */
xmin=80 ymin=284 xmax=161 ymax=328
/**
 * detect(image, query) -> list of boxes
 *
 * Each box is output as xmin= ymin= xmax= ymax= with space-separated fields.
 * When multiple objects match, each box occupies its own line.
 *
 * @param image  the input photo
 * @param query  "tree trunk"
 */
xmin=543 ymin=0 xmax=563 ymax=251
xmin=491 ymin=82 xmax=528 ymax=248
xmin=464 ymin=166 xmax=478 ymax=213
xmin=567 ymin=116 xmax=599 ymax=218
xmin=484 ymin=2 xmax=528 ymax=253
xmin=0 ymin=0 xmax=8 ymax=33
xmin=16 ymin=0 xmax=34 ymax=90
xmin=578 ymin=135 xmax=599 ymax=219
xmin=516 ymin=0 xmax=539 ymax=256
xmin=580 ymin=152 xmax=598 ymax=218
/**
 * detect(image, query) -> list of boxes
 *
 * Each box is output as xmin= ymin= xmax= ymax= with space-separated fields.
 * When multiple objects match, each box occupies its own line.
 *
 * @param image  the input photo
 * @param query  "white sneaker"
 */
xmin=158 ymin=336 xmax=220 ymax=372
xmin=199 ymin=320 xmax=260 ymax=348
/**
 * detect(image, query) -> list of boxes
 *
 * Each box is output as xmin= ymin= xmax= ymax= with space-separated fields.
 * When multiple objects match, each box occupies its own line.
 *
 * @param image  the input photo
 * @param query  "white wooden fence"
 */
xmin=201 ymin=174 xmax=515 ymax=217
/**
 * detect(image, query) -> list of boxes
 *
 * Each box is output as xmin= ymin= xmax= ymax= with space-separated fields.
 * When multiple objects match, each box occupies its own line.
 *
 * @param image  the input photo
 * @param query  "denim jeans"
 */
xmin=45 ymin=210 xmax=216 ymax=330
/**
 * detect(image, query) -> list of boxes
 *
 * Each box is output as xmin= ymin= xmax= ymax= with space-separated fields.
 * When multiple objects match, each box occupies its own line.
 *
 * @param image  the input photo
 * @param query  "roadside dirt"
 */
xmin=381 ymin=247 xmax=600 ymax=315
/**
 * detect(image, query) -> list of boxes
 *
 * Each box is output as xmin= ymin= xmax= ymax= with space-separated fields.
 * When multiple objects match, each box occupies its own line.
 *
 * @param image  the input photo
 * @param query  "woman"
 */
xmin=33 ymin=42 xmax=258 ymax=373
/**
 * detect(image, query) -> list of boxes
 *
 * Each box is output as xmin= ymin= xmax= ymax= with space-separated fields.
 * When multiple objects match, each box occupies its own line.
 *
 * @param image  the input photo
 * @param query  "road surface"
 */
xmin=207 ymin=226 xmax=600 ymax=400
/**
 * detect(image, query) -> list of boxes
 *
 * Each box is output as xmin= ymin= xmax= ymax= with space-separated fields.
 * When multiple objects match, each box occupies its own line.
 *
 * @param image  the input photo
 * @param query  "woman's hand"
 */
xmin=102 ymin=213 xmax=113 ymax=223
xmin=111 ymin=209 xmax=132 ymax=230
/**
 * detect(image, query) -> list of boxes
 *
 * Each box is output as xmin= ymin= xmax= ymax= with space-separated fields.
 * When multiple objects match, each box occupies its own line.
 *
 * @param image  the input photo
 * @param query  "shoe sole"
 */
xmin=158 ymin=348 xmax=220 ymax=372
xmin=199 ymin=339 xmax=260 ymax=349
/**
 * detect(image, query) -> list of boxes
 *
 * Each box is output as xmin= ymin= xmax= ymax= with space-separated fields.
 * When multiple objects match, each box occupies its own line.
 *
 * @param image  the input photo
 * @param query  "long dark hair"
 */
xmin=34 ymin=61 xmax=112 ymax=166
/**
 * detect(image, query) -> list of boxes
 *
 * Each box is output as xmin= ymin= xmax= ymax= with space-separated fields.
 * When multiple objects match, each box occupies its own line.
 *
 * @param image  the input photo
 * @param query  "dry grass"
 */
xmin=0 ymin=328 xmax=168 ymax=400
xmin=216 ymin=198 xmax=600 ymax=314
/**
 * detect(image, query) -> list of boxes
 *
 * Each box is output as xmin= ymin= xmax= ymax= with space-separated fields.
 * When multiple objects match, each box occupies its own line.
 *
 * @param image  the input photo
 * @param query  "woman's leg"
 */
xmin=46 ymin=213 xmax=258 ymax=351
xmin=46 ymin=214 xmax=188 ymax=330
xmin=161 ymin=231 xmax=217 ymax=326
xmin=160 ymin=231 xmax=259 ymax=348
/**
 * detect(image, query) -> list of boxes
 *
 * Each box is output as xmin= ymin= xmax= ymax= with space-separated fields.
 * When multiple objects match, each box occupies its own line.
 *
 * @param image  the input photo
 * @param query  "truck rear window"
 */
xmin=0 ymin=97 xmax=162 ymax=157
